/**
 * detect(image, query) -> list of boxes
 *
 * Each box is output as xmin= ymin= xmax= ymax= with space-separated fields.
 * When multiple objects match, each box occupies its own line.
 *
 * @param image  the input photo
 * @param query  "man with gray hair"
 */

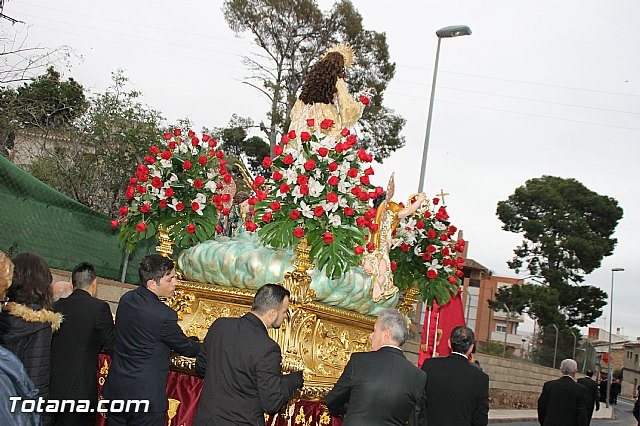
xmin=538 ymin=358 xmax=588 ymax=426
xmin=326 ymin=309 xmax=426 ymax=425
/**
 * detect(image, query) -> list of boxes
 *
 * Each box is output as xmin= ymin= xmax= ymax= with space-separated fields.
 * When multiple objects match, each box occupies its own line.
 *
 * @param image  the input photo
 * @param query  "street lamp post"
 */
xmin=606 ymin=267 xmax=625 ymax=408
xmin=417 ymin=25 xmax=472 ymax=193
xmin=502 ymin=303 xmax=510 ymax=358
xmin=551 ymin=324 xmax=559 ymax=369
xmin=572 ymin=332 xmax=577 ymax=360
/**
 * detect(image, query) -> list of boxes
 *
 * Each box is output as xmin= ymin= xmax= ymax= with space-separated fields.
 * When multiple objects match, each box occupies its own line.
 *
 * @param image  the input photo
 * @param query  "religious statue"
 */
xmin=287 ymin=43 xmax=364 ymax=145
xmin=362 ymin=174 xmax=426 ymax=302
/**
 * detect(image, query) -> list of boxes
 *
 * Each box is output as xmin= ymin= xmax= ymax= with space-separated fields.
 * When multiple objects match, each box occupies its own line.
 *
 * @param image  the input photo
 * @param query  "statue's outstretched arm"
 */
xmin=398 ymin=193 xmax=427 ymax=220
xmin=336 ymin=78 xmax=364 ymax=128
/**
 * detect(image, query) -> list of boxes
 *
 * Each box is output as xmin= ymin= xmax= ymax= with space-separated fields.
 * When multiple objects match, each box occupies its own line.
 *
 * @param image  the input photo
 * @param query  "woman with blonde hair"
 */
xmin=0 ymin=251 xmax=40 ymax=425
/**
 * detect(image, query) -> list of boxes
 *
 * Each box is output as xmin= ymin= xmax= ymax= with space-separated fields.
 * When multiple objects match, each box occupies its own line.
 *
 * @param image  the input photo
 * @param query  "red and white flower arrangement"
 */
xmin=252 ymin=119 xmax=380 ymax=278
xmin=389 ymin=196 xmax=466 ymax=305
xmin=114 ymin=129 xmax=232 ymax=253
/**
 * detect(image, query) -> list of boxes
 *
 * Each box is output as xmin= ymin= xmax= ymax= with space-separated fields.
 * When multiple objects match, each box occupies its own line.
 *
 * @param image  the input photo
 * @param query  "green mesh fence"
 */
xmin=0 ymin=155 xmax=154 ymax=283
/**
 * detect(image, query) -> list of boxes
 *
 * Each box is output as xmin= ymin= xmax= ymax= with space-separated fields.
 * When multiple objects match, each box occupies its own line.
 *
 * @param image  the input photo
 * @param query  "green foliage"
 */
xmin=223 ymin=0 xmax=405 ymax=161
xmin=495 ymin=176 xmax=621 ymax=328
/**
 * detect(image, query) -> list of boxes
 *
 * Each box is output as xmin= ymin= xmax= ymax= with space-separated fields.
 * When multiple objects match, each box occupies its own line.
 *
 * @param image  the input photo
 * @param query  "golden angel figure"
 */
xmin=362 ymin=173 xmax=427 ymax=302
xmin=287 ymin=43 xmax=364 ymax=146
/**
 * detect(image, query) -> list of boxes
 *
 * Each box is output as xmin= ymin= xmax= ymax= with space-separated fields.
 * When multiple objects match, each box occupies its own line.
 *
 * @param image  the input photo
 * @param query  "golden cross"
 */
xmin=437 ymin=189 xmax=450 ymax=205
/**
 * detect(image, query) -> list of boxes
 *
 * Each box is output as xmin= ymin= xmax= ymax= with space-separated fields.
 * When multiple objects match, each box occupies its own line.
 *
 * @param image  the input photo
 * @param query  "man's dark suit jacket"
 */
xmin=420 ymin=353 xmax=490 ymax=426
xmin=537 ymin=376 xmax=587 ymax=426
xmin=103 ymin=285 xmax=201 ymax=413
xmin=325 ymin=346 xmax=426 ymax=426
xmin=50 ymin=289 xmax=114 ymax=406
xmin=577 ymin=377 xmax=599 ymax=424
xmin=193 ymin=312 xmax=302 ymax=426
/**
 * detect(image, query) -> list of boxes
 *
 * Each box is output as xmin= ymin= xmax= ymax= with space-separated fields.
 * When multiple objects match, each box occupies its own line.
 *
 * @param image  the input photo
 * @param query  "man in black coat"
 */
xmin=50 ymin=262 xmax=114 ymax=426
xmin=577 ymin=370 xmax=600 ymax=425
xmin=103 ymin=255 xmax=201 ymax=426
xmin=420 ymin=326 xmax=489 ymax=426
xmin=537 ymin=359 xmax=587 ymax=426
xmin=325 ymin=309 xmax=426 ymax=425
xmin=193 ymin=284 xmax=304 ymax=426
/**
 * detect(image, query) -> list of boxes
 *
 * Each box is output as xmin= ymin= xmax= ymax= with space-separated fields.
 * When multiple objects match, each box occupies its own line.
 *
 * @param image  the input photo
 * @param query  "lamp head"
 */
xmin=436 ymin=25 xmax=472 ymax=38
xmin=611 ymin=268 xmax=625 ymax=272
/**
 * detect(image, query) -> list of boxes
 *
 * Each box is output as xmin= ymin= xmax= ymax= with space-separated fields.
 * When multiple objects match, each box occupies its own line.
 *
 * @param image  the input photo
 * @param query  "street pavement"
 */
xmin=488 ymin=396 xmax=637 ymax=425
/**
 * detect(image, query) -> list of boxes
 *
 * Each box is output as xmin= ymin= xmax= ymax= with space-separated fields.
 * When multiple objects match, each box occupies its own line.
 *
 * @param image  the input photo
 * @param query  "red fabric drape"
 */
xmin=418 ymin=289 xmax=466 ymax=367
xmin=95 ymin=355 xmax=342 ymax=426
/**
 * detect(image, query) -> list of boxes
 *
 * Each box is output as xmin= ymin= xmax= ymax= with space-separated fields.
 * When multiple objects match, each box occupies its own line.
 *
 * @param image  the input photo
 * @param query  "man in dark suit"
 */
xmin=537 ymin=358 xmax=587 ymax=426
xmin=325 ymin=309 xmax=426 ymax=425
xmin=103 ymin=255 xmax=201 ymax=426
xmin=193 ymin=283 xmax=304 ymax=426
xmin=577 ymin=370 xmax=600 ymax=425
xmin=420 ymin=326 xmax=489 ymax=426
xmin=50 ymin=262 xmax=114 ymax=426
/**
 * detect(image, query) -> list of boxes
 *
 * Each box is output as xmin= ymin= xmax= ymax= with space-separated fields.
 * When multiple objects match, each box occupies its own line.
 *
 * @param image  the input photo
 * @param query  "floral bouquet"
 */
xmin=252 ymin=119 xmax=381 ymax=278
xmin=113 ymin=129 xmax=232 ymax=253
xmin=389 ymin=197 xmax=466 ymax=305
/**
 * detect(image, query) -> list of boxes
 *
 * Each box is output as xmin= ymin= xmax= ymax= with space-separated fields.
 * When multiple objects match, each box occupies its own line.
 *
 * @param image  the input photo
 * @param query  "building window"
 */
xmin=496 ymin=323 xmax=507 ymax=333
xmin=636 ymin=354 xmax=639 ymax=364
xmin=469 ymin=279 xmax=480 ymax=288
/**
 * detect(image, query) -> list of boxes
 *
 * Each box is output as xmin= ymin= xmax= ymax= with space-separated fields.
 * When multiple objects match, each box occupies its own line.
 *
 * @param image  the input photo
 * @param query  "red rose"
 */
xmin=334 ymin=142 xmax=344 ymax=153
xmin=359 ymin=192 xmax=369 ymax=201
xmin=209 ymin=138 xmax=217 ymax=147
xmin=390 ymin=261 xmax=397 ymax=271
xmin=301 ymin=132 xmax=311 ymax=142
xmin=165 ymin=187 xmax=174 ymax=198
xmin=136 ymin=222 xmax=147 ymax=232
xmin=198 ymin=156 xmax=207 ymax=165
xmin=442 ymin=247 xmax=450 ymax=257
xmin=169 ymin=141 xmax=177 ymax=150
xmin=187 ymin=224 xmax=196 ymax=234
xmin=354 ymin=246 xmax=364 ymax=255
xmin=272 ymin=171 xmax=283 ymax=181
xmin=427 ymin=229 xmax=436 ymax=239
xmin=328 ymin=176 xmax=339 ymax=186
xmin=223 ymin=174 xmax=232 ymax=183
xmin=317 ymin=147 xmax=328 ymax=157
xmin=245 ymin=221 xmax=258 ymax=232
xmin=416 ymin=221 xmax=425 ymax=229
xmin=422 ymin=253 xmax=432 ymax=261
xmin=375 ymin=186 xmax=384 ymax=195
xmin=256 ymin=191 xmax=267 ymax=201
xmin=306 ymin=119 xmax=315 ymax=127
xmin=456 ymin=270 xmax=464 ymax=278
xmin=270 ymin=202 xmax=281 ymax=212
xmin=366 ymin=242 xmax=375 ymax=252
xmin=136 ymin=185 xmax=146 ymax=194
xmin=340 ymin=128 xmax=350 ymax=137
xmin=176 ymin=202 xmax=185 ymax=211
xmin=351 ymin=186 xmax=361 ymax=196
xmin=287 ymin=130 xmax=296 ymax=140
xmin=326 ymin=192 xmax=339 ymax=203
xmin=159 ymin=199 xmax=167 ymax=208
xmin=193 ymin=179 xmax=203 ymax=189
xmin=219 ymin=167 xmax=228 ymax=175
xmin=149 ymin=145 xmax=159 ymax=155
xmin=254 ymin=176 xmax=265 ymax=187
xmin=215 ymin=151 xmax=224 ymax=159
xmin=448 ymin=225 xmax=458 ymax=235
xmin=357 ymin=149 xmax=369 ymax=162
xmin=313 ymin=206 xmax=324 ymax=217
xmin=359 ymin=95 xmax=370 ymax=105
xmin=152 ymin=177 xmax=163 ymax=188
xmin=161 ymin=150 xmax=172 ymax=160
xmin=427 ymin=270 xmax=438 ymax=279
xmin=401 ymin=243 xmax=409 ymax=252
xmin=262 ymin=212 xmax=272 ymax=223
xmin=221 ymin=194 xmax=231 ymax=203
xmin=110 ymin=219 xmax=119 ymax=228
xmin=188 ymin=130 xmax=195 ymax=138
xmin=369 ymin=223 xmax=379 ymax=233
xmin=274 ymin=145 xmax=283 ymax=156
xmin=360 ymin=175 xmax=370 ymax=185
xmin=427 ymin=245 xmax=437 ymax=253
xmin=213 ymin=195 xmax=221 ymax=204
xmin=262 ymin=157 xmax=272 ymax=168
xmin=293 ymin=227 xmax=305 ymax=238
xmin=347 ymin=168 xmax=358 ymax=178
xmin=297 ymin=175 xmax=308 ymax=185
xmin=440 ymin=234 xmax=449 ymax=241
xmin=328 ymin=162 xmax=338 ymax=172
xmin=163 ymin=133 xmax=171 ymax=140
xmin=202 ymin=134 xmax=210 ymax=142
xmin=283 ymin=154 xmax=294 ymax=165
xmin=192 ymin=202 xmax=200 ymax=212
xmin=183 ymin=161 xmax=192 ymax=170
xmin=281 ymin=134 xmax=290 ymax=144
xmin=320 ymin=119 xmax=334 ymax=130
xmin=322 ymin=232 xmax=334 ymax=243
xmin=173 ymin=129 xmax=181 ymax=136
xmin=344 ymin=207 xmax=354 ymax=216
xmin=299 ymin=184 xmax=309 ymax=195
xmin=140 ymin=203 xmax=151 ymax=213
xmin=279 ymin=183 xmax=290 ymax=194
xmin=356 ymin=217 xmax=366 ymax=227
xmin=433 ymin=197 xmax=439 ymax=205
xmin=215 ymin=225 xmax=223 ymax=233
xmin=369 ymin=192 xmax=377 ymax=200
xmin=364 ymin=167 xmax=374 ymax=176
xmin=346 ymin=134 xmax=357 ymax=147
xmin=129 ymin=178 xmax=138 ymax=185
xmin=119 ymin=206 xmax=128 ymax=216
xmin=304 ymin=159 xmax=316 ymax=171
xmin=289 ymin=210 xmax=301 ymax=220
xmin=191 ymin=137 xmax=200 ymax=147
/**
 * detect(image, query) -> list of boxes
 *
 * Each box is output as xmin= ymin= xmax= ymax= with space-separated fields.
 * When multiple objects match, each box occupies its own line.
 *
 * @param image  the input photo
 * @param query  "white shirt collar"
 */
xmin=451 ymin=351 xmax=469 ymax=358
xmin=381 ymin=344 xmax=402 ymax=351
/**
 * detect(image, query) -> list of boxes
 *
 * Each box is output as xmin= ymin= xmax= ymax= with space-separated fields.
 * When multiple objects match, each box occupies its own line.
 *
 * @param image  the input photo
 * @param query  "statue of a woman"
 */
xmin=287 ymin=43 xmax=364 ymax=146
xmin=362 ymin=174 xmax=426 ymax=302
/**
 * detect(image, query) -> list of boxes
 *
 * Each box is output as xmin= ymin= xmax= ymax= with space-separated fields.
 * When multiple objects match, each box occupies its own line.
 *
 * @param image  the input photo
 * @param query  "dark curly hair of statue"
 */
xmin=299 ymin=52 xmax=345 ymax=105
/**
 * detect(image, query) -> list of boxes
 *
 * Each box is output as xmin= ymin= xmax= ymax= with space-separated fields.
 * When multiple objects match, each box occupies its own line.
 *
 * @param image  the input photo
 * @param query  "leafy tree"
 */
xmin=493 ymin=176 xmax=622 ymax=329
xmin=223 ymin=0 xmax=405 ymax=161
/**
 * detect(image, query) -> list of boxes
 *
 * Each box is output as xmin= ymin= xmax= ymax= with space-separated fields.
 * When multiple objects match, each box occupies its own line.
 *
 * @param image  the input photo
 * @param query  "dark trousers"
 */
xmin=53 ymin=412 xmax=96 ymax=426
xmin=107 ymin=412 xmax=165 ymax=426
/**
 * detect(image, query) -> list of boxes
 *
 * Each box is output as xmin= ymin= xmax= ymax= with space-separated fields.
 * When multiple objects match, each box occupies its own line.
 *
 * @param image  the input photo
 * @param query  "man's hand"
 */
xmin=288 ymin=370 xmax=304 ymax=389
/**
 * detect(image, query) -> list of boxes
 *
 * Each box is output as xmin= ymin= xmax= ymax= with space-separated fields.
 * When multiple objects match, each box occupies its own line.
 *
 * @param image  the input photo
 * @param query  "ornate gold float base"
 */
xmin=167 ymin=279 xmax=375 ymax=400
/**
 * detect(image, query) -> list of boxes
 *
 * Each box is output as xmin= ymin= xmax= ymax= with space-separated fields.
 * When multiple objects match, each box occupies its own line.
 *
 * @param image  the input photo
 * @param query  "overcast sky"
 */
xmin=3 ymin=0 xmax=639 ymax=340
